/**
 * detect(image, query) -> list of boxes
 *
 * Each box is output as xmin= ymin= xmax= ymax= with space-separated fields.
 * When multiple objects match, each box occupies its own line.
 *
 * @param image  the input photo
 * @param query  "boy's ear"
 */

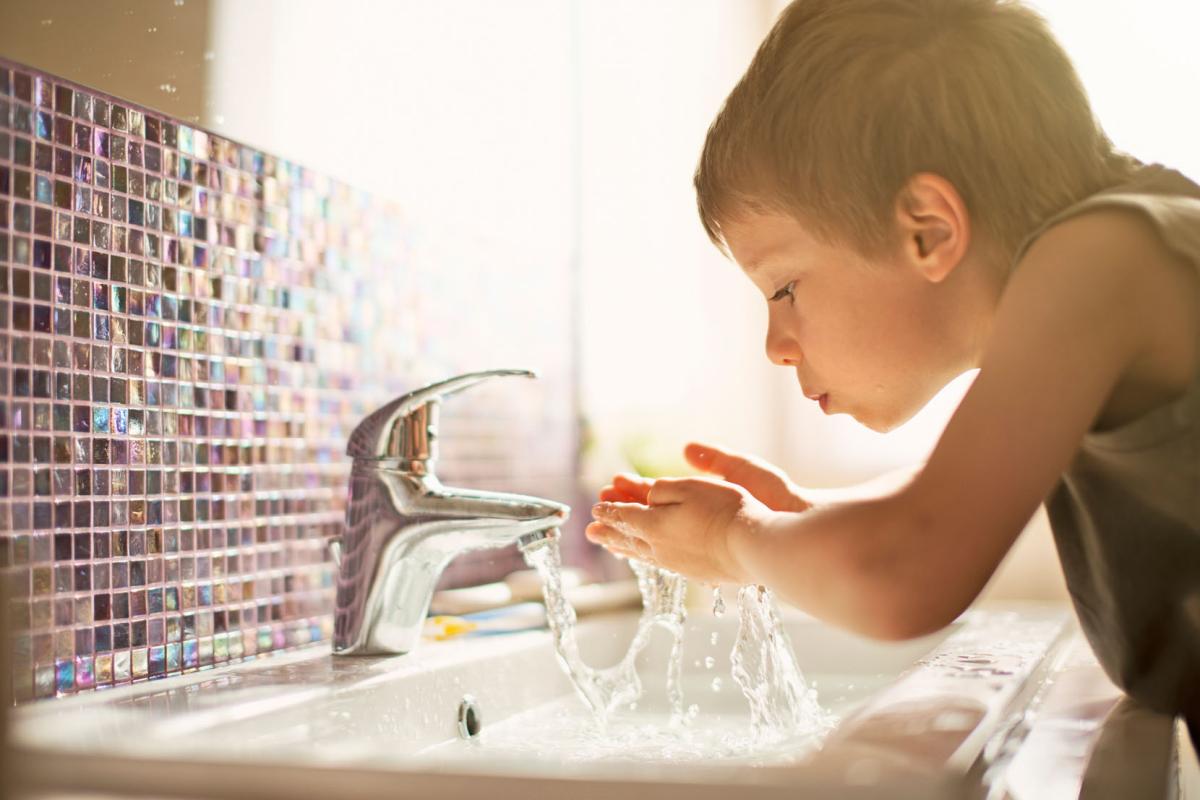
xmin=895 ymin=173 xmax=970 ymax=283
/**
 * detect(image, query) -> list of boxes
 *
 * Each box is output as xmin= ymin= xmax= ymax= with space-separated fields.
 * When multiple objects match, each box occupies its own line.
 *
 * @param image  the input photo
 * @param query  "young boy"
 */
xmin=585 ymin=0 xmax=1200 ymax=743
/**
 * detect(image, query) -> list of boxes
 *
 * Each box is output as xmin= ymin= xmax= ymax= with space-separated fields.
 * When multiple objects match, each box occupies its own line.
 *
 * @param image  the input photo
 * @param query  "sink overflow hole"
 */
xmin=458 ymin=695 xmax=482 ymax=740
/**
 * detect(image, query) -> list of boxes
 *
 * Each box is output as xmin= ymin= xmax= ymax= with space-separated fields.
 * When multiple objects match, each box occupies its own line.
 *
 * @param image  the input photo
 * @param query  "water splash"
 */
xmin=712 ymin=585 xmax=726 ymax=617
xmin=523 ymin=540 xmax=687 ymax=723
xmin=729 ymin=585 xmax=836 ymax=741
xmin=524 ymin=539 xmax=834 ymax=746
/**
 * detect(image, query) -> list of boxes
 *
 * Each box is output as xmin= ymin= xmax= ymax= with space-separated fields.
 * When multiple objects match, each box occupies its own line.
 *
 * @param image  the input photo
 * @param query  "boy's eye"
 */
xmin=770 ymin=281 xmax=796 ymax=302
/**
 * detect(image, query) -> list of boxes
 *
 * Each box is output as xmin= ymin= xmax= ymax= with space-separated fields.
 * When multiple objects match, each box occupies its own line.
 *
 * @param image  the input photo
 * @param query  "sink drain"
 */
xmin=458 ymin=695 xmax=482 ymax=740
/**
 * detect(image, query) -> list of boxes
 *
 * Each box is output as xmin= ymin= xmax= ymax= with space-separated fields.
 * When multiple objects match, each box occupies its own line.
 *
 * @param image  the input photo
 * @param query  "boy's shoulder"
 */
xmin=1011 ymin=170 xmax=1200 ymax=430
xmin=895 ymin=169 xmax=1200 ymax=626
xmin=901 ymin=165 xmax=1199 ymax=624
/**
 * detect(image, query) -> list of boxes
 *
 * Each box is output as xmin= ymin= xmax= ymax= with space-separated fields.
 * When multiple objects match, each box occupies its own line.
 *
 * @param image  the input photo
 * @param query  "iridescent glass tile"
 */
xmin=2 ymin=58 xmax=577 ymax=701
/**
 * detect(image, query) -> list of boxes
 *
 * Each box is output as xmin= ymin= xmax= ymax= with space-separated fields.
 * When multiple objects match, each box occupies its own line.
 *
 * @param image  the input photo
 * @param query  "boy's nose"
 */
xmin=765 ymin=324 xmax=802 ymax=366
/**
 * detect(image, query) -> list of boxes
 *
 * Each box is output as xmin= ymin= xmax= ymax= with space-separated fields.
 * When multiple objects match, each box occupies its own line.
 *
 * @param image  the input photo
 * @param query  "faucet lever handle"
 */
xmin=347 ymin=368 xmax=538 ymax=461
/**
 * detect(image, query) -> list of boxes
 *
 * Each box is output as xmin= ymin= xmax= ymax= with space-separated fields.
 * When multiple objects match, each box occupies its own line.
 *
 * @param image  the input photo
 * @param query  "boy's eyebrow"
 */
xmin=744 ymin=256 xmax=778 ymax=276
xmin=741 ymin=253 xmax=771 ymax=274
xmin=741 ymin=244 xmax=786 ymax=275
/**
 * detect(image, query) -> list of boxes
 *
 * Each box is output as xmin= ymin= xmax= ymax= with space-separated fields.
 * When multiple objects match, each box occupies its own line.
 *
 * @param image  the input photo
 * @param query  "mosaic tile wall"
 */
xmin=0 ymin=60 xmax=582 ymax=701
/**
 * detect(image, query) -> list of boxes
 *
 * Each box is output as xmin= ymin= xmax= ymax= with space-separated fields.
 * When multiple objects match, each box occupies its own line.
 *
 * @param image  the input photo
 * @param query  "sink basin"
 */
xmin=7 ymin=603 xmax=1180 ymax=799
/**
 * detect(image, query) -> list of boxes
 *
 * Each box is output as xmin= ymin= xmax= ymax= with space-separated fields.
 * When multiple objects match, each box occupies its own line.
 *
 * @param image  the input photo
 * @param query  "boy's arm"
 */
xmin=731 ymin=210 xmax=1196 ymax=640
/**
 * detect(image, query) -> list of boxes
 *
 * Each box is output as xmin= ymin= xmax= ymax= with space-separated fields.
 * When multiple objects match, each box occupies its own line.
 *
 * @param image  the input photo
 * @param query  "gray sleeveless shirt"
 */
xmin=1015 ymin=163 xmax=1200 ymax=721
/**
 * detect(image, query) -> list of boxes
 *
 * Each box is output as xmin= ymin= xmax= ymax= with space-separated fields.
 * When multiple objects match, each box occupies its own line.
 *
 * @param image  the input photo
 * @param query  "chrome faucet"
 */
xmin=329 ymin=369 xmax=570 ymax=656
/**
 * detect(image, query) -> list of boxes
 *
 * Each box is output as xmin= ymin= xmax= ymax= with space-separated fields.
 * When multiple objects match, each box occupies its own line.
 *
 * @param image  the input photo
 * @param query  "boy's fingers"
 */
xmin=614 ymin=472 xmax=652 ymax=488
xmin=686 ymin=443 xmax=771 ymax=487
xmin=684 ymin=442 xmax=726 ymax=472
xmin=686 ymin=442 xmax=758 ymax=481
xmin=685 ymin=441 xmax=796 ymax=499
xmin=585 ymin=522 xmax=653 ymax=561
xmin=591 ymin=501 xmax=655 ymax=536
xmin=645 ymin=477 xmax=695 ymax=505
xmin=612 ymin=474 xmax=652 ymax=502
xmin=584 ymin=521 xmax=609 ymax=543
xmin=598 ymin=486 xmax=639 ymax=502
xmin=600 ymin=472 xmax=654 ymax=503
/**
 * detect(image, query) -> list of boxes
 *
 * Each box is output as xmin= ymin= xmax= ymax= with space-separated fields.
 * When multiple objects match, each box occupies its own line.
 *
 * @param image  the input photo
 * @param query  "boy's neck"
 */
xmin=947 ymin=241 xmax=1010 ymax=372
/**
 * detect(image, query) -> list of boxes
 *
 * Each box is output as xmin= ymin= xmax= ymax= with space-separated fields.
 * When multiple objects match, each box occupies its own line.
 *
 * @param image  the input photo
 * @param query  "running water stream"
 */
xmin=522 ymin=537 xmax=688 ymax=721
xmin=522 ymin=537 xmax=835 ymax=745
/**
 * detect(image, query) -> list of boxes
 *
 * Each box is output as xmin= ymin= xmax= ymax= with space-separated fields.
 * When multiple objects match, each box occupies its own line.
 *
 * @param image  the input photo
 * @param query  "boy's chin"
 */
xmin=852 ymin=401 xmax=923 ymax=434
xmin=856 ymin=414 xmax=902 ymax=434
xmin=851 ymin=374 xmax=965 ymax=433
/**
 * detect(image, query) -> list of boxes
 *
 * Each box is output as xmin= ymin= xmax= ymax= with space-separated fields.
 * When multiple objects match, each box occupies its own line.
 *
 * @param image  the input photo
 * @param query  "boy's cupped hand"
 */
xmin=586 ymin=443 xmax=811 ymax=584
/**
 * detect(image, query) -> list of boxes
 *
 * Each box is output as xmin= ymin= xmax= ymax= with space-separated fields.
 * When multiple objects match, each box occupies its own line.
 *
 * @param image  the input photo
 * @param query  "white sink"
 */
xmin=8 ymin=603 xmax=1180 ymax=799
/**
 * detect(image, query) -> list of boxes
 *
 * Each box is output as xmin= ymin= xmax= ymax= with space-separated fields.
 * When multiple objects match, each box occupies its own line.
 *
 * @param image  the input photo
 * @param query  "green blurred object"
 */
xmin=619 ymin=433 xmax=699 ymax=479
xmin=578 ymin=414 xmax=596 ymax=460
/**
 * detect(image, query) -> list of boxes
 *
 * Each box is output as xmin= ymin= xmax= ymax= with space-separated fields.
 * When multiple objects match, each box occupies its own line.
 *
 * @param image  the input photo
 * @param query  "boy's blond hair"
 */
xmin=696 ymin=0 xmax=1134 ymax=260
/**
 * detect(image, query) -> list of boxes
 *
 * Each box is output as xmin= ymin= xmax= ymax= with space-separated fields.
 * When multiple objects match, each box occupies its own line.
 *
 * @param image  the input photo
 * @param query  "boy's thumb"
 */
xmin=683 ymin=442 xmax=722 ymax=472
xmin=685 ymin=442 xmax=769 ymax=483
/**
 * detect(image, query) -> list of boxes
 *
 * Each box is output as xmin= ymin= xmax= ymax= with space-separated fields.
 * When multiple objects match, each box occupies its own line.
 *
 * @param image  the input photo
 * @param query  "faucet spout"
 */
xmin=331 ymin=371 xmax=572 ymax=656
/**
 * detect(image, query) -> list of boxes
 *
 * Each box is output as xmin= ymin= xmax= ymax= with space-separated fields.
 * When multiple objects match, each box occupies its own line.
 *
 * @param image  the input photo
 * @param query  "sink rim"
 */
xmin=9 ymin=604 xmax=1091 ymax=798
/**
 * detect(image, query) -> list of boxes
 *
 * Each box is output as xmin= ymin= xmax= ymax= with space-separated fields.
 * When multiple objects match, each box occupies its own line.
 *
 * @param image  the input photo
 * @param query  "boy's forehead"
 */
xmin=724 ymin=211 xmax=817 ymax=273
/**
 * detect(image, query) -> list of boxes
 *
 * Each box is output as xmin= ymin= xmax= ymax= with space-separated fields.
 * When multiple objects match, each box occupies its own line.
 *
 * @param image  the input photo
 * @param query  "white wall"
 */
xmin=206 ymin=0 xmax=576 ymax=264
xmin=1032 ymin=0 xmax=1200 ymax=182
xmin=574 ymin=0 xmax=780 ymax=486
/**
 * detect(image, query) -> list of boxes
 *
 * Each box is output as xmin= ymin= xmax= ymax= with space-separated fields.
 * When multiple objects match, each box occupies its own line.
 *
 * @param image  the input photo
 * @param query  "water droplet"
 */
xmin=711 ymin=677 xmax=722 ymax=692
xmin=709 ymin=631 xmax=719 ymax=646
xmin=203 ymin=50 xmax=216 ymax=61
xmin=158 ymin=84 xmax=178 ymax=94
xmin=147 ymin=26 xmax=158 ymax=33
xmin=712 ymin=586 xmax=725 ymax=617
xmin=174 ymin=0 xmax=186 ymax=5
xmin=39 ymin=19 xmax=53 ymax=26
xmin=704 ymin=656 xmax=715 ymax=669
